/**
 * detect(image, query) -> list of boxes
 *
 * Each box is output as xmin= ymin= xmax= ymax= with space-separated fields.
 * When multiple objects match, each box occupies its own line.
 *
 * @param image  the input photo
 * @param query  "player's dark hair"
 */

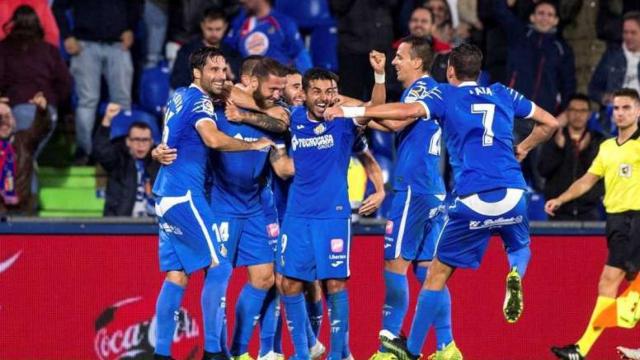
xmin=252 ymin=57 xmax=288 ymax=80
xmin=532 ymin=1 xmax=558 ymax=16
xmin=283 ymin=65 xmax=302 ymax=77
xmin=567 ymin=93 xmax=591 ymax=109
xmin=400 ymin=35 xmax=434 ymax=72
xmin=302 ymin=68 xmax=339 ymax=91
xmin=623 ymin=11 xmax=640 ymax=28
xmin=613 ymin=88 xmax=640 ymax=103
xmin=240 ymin=55 xmax=264 ymax=77
xmin=128 ymin=121 xmax=152 ymax=135
xmin=190 ymin=46 xmax=226 ymax=73
xmin=202 ymin=7 xmax=227 ymax=22
xmin=449 ymin=43 xmax=483 ymax=81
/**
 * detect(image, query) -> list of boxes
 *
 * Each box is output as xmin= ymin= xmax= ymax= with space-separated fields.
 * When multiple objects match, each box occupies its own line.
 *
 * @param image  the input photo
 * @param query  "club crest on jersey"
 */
xmin=244 ymin=32 xmax=269 ymax=55
xmin=314 ymin=123 xmax=326 ymax=135
xmin=267 ymin=223 xmax=280 ymax=238
xmin=385 ymin=220 xmax=394 ymax=235
xmin=331 ymin=238 xmax=344 ymax=253
xmin=619 ymin=163 xmax=632 ymax=178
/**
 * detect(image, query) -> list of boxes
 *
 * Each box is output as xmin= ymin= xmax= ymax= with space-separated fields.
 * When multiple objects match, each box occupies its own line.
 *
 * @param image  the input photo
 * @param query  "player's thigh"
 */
xmin=156 ymin=195 xmax=222 ymax=274
xmin=606 ymin=211 xmax=640 ymax=273
xmin=278 ymin=216 xmax=315 ymax=282
xmin=236 ymin=214 xmax=276 ymax=268
xmin=434 ymin=203 xmax=492 ymax=270
xmin=313 ymin=218 xmax=351 ymax=281
xmin=384 ymin=191 xmax=430 ymax=261
xmin=416 ymin=210 xmax=446 ymax=262
xmin=497 ymin=193 xmax=531 ymax=253
xmin=210 ymin=213 xmax=244 ymax=267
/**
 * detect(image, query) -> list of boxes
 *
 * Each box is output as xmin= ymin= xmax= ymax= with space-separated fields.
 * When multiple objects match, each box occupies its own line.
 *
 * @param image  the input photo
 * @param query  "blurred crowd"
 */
xmin=0 ymin=0 xmax=639 ymax=220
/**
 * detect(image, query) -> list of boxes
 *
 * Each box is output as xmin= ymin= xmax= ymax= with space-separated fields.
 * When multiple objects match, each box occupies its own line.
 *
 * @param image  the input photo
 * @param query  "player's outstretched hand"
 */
xmin=369 ymin=50 xmax=386 ymax=74
xmin=544 ymin=198 xmax=562 ymax=216
xmin=225 ymin=100 xmax=244 ymax=123
xmin=152 ymin=144 xmax=177 ymax=165
xmin=252 ymin=137 xmax=276 ymax=151
xmin=324 ymin=106 xmax=344 ymax=121
xmin=359 ymin=191 xmax=385 ymax=216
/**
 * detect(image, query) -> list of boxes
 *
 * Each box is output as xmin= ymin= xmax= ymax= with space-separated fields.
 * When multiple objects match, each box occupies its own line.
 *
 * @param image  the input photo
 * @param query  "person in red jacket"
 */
xmin=0 ymin=0 xmax=59 ymax=47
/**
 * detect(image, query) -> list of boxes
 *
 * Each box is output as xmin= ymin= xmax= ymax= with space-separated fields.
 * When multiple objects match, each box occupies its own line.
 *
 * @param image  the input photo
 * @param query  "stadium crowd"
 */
xmin=0 ymin=0 xmax=638 ymax=219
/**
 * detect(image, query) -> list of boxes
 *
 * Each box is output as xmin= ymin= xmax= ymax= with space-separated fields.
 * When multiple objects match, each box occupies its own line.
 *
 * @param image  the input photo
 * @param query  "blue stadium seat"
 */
xmin=109 ymin=108 xmax=161 ymax=144
xmin=274 ymin=0 xmax=333 ymax=28
xmin=310 ymin=23 xmax=338 ymax=71
xmin=138 ymin=62 xmax=171 ymax=117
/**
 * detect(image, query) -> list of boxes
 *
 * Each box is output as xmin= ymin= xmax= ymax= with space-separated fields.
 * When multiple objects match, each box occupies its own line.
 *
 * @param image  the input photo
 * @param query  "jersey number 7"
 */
xmin=471 ymin=103 xmax=496 ymax=147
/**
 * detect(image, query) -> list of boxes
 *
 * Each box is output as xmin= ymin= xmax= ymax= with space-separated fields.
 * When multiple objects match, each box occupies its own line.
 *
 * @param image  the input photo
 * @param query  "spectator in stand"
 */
xmin=539 ymin=94 xmax=606 ymax=221
xmin=457 ymin=0 xmax=483 ymax=43
xmin=0 ymin=5 xmax=71 ymax=153
xmin=493 ymin=0 xmax=576 ymax=114
xmin=589 ymin=11 xmax=640 ymax=108
xmin=225 ymin=0 xmax=312 ymax=72
xmin=424 ymin=0 xmax=454 ymax=45
xmin=93 ymin=103 xmax=159 ymax=217
xmin=0 ymin=0 xmax=60 ymax=47
xmin=0 ymin=93 xmax=51 ymax=215
xmin=143 ymin=0 xmax=169 ymax=68
xmin=52 ymin=0 xmax=143 ymax=164
xmin=170 ymin=8 xmax=241 ymax=89
xmin=164 ymin=0 xmax=240 ymax=68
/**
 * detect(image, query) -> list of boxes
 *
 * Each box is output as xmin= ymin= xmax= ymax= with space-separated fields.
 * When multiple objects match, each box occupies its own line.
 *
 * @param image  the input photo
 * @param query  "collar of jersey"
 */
xmin=458 ymin=81 xmax=478 ymax=87
xmin=189 ymin=83 xmax=207 ymax=95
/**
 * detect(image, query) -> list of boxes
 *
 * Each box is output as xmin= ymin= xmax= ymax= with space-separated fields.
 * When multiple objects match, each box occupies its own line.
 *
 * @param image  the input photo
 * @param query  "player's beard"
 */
xmin=253 ymin=90 xmax=273 ymax=109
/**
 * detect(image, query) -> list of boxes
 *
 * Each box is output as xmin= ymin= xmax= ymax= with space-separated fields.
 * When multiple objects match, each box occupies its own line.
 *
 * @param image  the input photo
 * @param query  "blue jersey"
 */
xmin=208 ymin=108 xmax=280 ymax=216
xmin=286 ymin=106 xmax=360 ymax=218
xmin=153 ymin=85 xmax=215 ymax=197
xmin=226 ymin=9 xmax=309 ymax=69
xmin=394 ymin=75 xmax=445 ymax=195
xmin=418 ymin=82 xmax=535 ymax=196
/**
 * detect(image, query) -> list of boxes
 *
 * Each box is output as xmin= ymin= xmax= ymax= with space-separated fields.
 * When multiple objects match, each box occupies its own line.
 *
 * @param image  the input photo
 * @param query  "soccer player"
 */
xmin=326 ymin=43 xmax=559 ymax=360
xmin=151 ymin=47 xmax=274 ymax=360
xmin=279 ymin=67 xmax=384 ymax=360
xmin=359 ymin=36 xmax=453 ymax=360
xmin=547 ymin=88 xmax=640 ymax=360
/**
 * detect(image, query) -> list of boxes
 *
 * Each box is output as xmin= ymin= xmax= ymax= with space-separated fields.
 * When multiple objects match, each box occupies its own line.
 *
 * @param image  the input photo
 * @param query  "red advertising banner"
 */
xmin=0 ymin=234 xmax=637 ymax=359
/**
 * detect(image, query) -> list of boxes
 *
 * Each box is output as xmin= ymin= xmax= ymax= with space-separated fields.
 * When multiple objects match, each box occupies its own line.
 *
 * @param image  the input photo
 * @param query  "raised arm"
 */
xmin=325 ymin=101 xmax=426 ymax=121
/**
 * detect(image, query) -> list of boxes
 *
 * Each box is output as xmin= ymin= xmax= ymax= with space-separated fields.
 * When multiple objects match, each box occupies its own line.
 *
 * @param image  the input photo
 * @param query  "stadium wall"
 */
xmin=0 ymin=223 xmax=637 ymax=359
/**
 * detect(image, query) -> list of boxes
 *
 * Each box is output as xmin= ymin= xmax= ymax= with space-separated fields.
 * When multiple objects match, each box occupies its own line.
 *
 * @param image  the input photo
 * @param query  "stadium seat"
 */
xmin=138 ymin=62 xmax=171 ymax=117
xmin=38 ymin=167 xmax=105 ymax=217
xmin=109 ymin=108 xmax=162 ymax=144
xmin=274 ymin=0 xmax=333 ymax=28
xmin=309 ymin=23 xmax=338 ymax=71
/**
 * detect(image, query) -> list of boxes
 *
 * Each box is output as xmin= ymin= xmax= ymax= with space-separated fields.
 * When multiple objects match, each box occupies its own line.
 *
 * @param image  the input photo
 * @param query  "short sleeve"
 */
xmin=587 ymin=144 xmax=605 ymax=177
xmin=191 ymin=97 xmax=217 ymax=128
xmin=503 ymin=85 xmax=535 ymax=119
xmin=414 ymin=86 xmax=447 ymax=120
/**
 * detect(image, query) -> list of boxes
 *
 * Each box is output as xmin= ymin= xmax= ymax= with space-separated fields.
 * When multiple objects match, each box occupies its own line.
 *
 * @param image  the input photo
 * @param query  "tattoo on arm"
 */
xmin=269 ymin=147 xmax=286 ymax=163
xmin=244 ymin=112 xmax=288 ymax=133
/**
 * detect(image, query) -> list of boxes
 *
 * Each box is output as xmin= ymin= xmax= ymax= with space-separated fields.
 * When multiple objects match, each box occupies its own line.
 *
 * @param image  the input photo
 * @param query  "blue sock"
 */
xmin=507 ymin=246 xmax=531 ymax=278
xmin=259 ymin=288 xmax=279 ymax=356
xmin=154 ymin=281 xmax=186 ymax=356
xmin=413 ymin=265 xmax=428 ymax=285
xmin=407 ymin=289 xmax=446 ymax=356
xmin=434 ymin=286 xmax=453 ymax=350
xmin=305 ymin=315 xmax=317 ymax=347
xmin=202 ymin=263 xmax=232 ymax=353
xmin=231 ymin=283 xmax=269 ymax=355
xmin=273 ymin=302 xmax=283 ymax=353
xmin=382 ymin=270 xmax=409 ymax=336
xmin=221 ymin=314 xmax=230 ymax=357
xmin=327 ymin=290 xmax=349 ymax=360
xmin=307 ymin=299 xmax=324 ymax=337
xmin=341 ymin=321 xmax=351 ymax=359
xmin=282 ymin=293 xmax=310 ymax=358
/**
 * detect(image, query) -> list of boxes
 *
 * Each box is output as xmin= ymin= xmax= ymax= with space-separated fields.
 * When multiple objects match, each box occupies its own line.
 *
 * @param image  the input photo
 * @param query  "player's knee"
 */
xmin=324 ymin=279 xmax=347 ymax=294
xmin=384 ymin=258 xmax=411 ymax=274
xmin=280 ymin=277 xmax=304 ymax=295
xmin=165 ymin=270 xmax=189 ymax=287
xmin=598 ymin=267 xmax=625 ymax=296
xmin=250 ymin=271 xmax=275 ymax=290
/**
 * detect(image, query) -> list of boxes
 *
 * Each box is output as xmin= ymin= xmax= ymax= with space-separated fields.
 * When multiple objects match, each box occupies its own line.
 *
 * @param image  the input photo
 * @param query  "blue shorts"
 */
xmin=416 ymin=211 xmax=445 ymax=262
xmin=435 ymin=188 xmax=530 ymax=269
xmin=156 ymin=192 xmax=225 ymax=274
xmin=384 ymin=189 xmax=445 ymax=261
xmin=211 ymin=212 xmax=276 ymax=268
xmin=278 ymin=216 xmax=351 ymax=282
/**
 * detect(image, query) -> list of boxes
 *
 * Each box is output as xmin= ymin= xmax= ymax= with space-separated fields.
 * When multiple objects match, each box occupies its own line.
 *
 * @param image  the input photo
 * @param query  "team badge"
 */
xmin=619 ymin=163 xmax=632 ymax=178
xmin=220 ymin=244 xmax=228 ymax=257
xmin=385 ymin=220 xmax=394 ymax=235
xmin=331 ymin=238 xmax=344 ymax=253
xmin=267 ymin=223 xmax=280 ymax=238
xmin=314 ymin=124 xmax=326 ymax=135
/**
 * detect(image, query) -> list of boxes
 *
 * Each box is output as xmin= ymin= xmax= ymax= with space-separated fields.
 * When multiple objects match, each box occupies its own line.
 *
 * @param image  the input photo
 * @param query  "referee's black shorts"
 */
xmin=606 ymin=210 xmax=640 ymax=274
